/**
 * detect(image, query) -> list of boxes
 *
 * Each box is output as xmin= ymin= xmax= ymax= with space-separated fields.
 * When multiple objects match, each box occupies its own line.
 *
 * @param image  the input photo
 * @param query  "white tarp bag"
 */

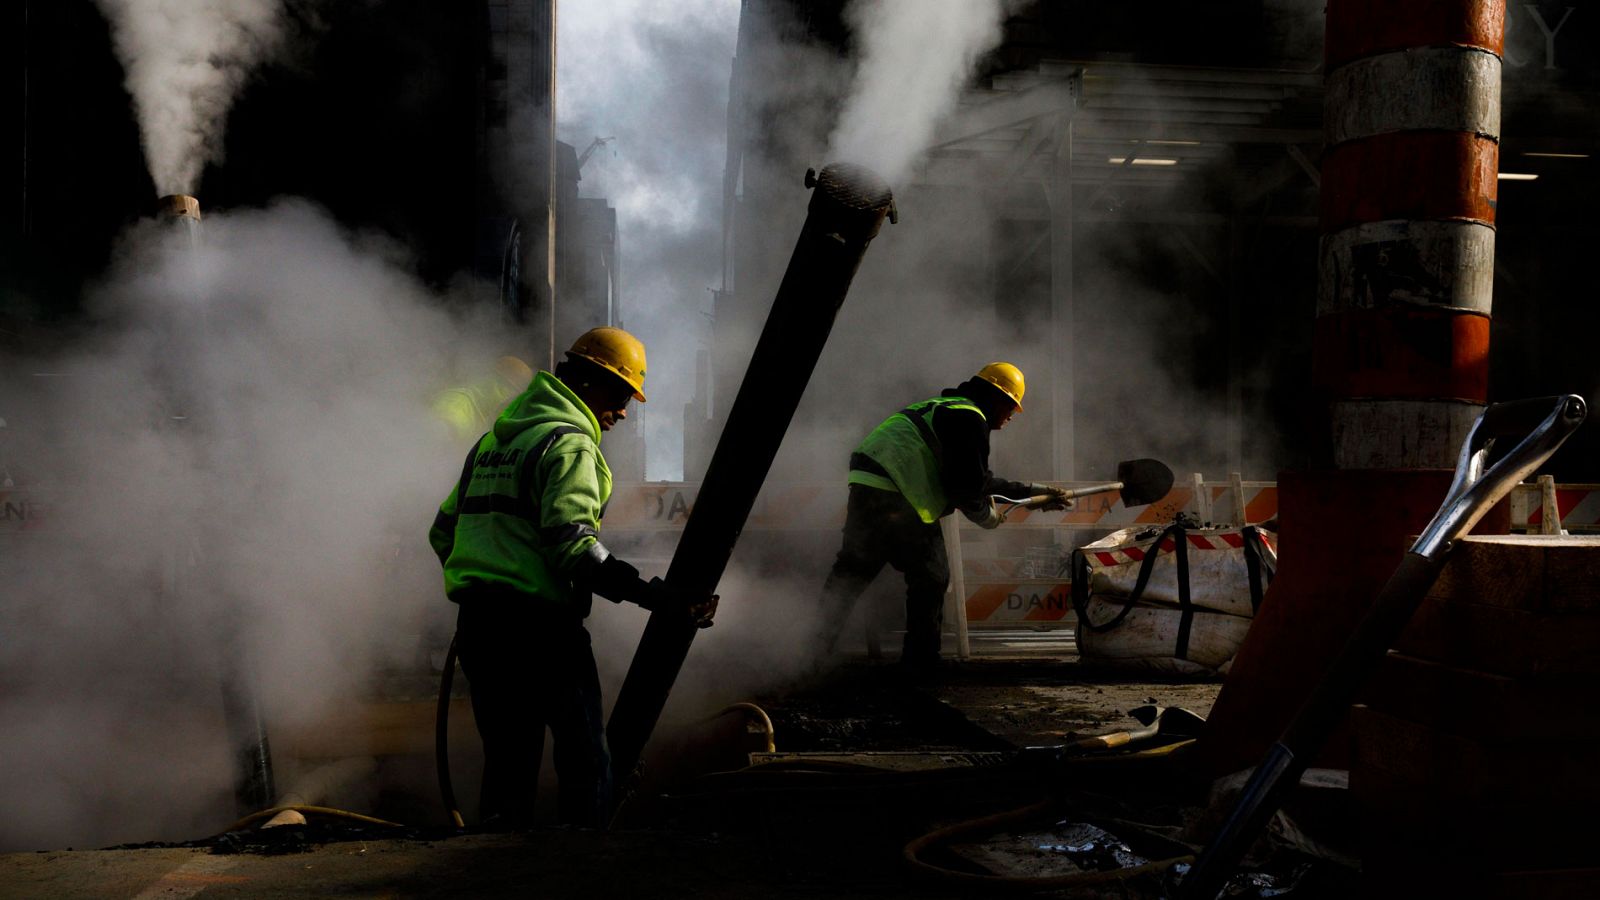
xmin=1072 ymin=522 xmax=1276 ymax=675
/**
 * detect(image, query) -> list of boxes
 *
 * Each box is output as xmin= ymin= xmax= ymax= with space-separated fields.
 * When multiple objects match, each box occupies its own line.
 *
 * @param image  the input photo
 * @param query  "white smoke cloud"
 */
xmin=557 ymin=0 xmax=742 ymax=480
xmin=0 ymin=203 xmax=506 ymax=851
xmin=93 ymin=0 xmax=291 ymax=195
xmin=827 ymin=0 xmax=1009 ymax=185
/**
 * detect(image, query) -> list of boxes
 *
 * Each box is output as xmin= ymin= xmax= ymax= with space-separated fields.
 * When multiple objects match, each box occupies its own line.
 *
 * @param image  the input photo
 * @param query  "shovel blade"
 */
xmin=1116 ymin=458 xmax=1175 ymax=507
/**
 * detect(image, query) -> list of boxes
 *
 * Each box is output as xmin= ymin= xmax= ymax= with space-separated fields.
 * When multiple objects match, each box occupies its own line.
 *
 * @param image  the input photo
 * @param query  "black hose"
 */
xmin=436 ymin=634 xmax=465 ymax=828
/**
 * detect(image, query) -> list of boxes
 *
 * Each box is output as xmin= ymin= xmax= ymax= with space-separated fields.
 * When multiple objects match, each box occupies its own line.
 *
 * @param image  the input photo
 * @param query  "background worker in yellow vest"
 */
xmin=816 ymin=363 xmax=1070 ymax=670
xmin=432 ymin=355 xmax=535 ymax=443
xmin=429 ymin=327 xmax=715 ymax=828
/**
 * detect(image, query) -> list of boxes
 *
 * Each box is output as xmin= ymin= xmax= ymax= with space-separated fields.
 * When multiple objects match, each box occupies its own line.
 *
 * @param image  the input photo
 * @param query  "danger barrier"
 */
xmin=947 ymin=478 xmax=1279 ymax=641
xmin=601 ymin=477 xmax=1283 ymax=652
xmin=1509 ymin=480 xmax=1600 ymax=534
xmin=0 ymin=487 xmax=43 ymax=536
xmin=599 ymin=479 xmax=1280 ymax=533
xmin=600 ymin=482 xmax=846 ymax=531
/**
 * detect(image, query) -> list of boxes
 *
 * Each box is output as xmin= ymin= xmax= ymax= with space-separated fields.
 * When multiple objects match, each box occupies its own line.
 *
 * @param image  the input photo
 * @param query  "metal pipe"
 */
xmin=155 ymin=194 xmax=277 ymax=814
xmin=157 ymin=194 xmax=202 ymax=253
xmin=605 ymin=163 xmax=894 ymax=792
xmin=219 ymin=660 xmax=277 ymax=814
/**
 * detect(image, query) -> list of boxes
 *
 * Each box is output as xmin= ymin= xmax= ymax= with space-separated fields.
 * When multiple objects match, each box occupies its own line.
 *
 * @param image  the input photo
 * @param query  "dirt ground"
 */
xmin=0 ymin=656 xmax=1276 ymax=899
xmin=920 ymin=658 xmax=1224 ymax=746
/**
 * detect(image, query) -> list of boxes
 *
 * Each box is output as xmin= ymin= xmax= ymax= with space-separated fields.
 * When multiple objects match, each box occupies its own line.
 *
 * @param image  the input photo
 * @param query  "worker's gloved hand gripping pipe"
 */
xmin=581 ymin=554 xmax=717 ymax=628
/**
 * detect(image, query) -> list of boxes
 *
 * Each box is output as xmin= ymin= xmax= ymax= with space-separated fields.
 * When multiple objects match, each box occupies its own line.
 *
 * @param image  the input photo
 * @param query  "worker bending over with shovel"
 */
xmin=429 ymin=326 xmax=715 ymax=829
xmin=817 ymin=363 xmax=1070 ymax=671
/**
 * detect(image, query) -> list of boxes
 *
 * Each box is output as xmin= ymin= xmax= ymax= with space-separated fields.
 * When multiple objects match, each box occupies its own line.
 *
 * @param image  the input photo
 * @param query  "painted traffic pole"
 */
xmin=1198 ymin=0 xmax=1510 ymax=778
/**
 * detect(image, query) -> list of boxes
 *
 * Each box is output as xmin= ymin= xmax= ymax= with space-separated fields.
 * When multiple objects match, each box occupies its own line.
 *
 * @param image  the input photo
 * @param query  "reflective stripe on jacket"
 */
xmin=428 ymin=371 xmax=612 ymax=615
xmin=847 ymin=396 xmax=986 ymax=523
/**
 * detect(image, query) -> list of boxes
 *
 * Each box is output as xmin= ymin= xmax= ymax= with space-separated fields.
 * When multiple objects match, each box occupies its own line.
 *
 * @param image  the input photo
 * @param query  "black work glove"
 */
xmin=1027 ymin=483 xmax=1074 ymax=512
xmin=643 ymin=577 xmax=719 ymax=629
xmin=583 ymin=554 xmax=654 ymax=607
xmin=963 ymin=500 xmax=1007 ymax=530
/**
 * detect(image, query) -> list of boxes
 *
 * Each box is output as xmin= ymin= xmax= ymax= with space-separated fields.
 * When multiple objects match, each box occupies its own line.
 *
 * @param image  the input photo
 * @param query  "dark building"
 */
xmin=7 ymin=0 xmax=624 ymax=387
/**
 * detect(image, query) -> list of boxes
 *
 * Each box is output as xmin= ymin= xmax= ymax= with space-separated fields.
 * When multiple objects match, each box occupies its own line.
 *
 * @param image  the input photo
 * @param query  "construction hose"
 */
xmin=902 ymin=799 xmax=1193 ymax=893
xmin=218 ymin=805 xmax=405 ymax=836
xmin=436 ymin=634 xmax=466 ymax=828
xmin=704 ymin=701 xmax=776 ymax=753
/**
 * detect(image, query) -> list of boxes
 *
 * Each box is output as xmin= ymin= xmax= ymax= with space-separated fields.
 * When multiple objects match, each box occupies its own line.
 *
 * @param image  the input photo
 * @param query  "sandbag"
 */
xmin=1075 ymin=596 xmax=1255 ymax=675
xmin=1072 ymin=522 xmax=1276 ymax=674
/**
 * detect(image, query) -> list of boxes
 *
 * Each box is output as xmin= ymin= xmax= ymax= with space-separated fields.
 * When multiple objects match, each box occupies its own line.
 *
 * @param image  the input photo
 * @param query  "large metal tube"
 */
xmin=219 ymin=661 xmax=277 ymax=813
xmin=155 ymin=194 xmax=277 ymax=813
xmin=606 ymin=163 xmax=895 ymax=790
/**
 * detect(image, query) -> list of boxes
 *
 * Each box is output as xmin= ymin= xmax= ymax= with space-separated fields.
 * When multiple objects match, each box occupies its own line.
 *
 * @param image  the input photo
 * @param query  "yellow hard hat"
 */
xmin=975 ymin=362 xmax=1024 ymax=410
xmin=566 ymin=326 xmax=648 ymax=401
xmin=493 ymin=356 xmax=533 ymax=391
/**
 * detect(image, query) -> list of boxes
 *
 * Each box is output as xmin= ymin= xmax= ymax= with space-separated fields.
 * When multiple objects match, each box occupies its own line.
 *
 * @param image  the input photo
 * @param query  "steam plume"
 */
xmin=0 ymin=203 xmax=497 ymax=851
xmin=93 ymin=0 xmax=291 ymax=195
xmin=827 ymin=0 xmax=1008 ymax=185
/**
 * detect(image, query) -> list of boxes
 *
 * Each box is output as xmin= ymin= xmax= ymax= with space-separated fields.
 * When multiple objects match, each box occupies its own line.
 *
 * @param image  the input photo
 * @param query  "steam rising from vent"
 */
xmin=93 ymin=0 xmax=290 ymax=194
xmin=827 ymin=0 xmax=1008 ymax=185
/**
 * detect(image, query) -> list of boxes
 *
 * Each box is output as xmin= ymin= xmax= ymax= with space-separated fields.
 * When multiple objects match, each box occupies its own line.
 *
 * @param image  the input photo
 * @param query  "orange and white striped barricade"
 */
xmin=601 ymin=478 xmax=1285 ymax=660
xmin=601 ymin=482 xmax=848 ymax=532
xmin=0 ymin=485 xmax=44 ymax=537
xmin=0 ymin=485 xmax=45 ymax=582
xmin=946 ymin=478 xmax=1279 ymax=650
xmin=1509 ymin=481 xmax=1600 ymax=535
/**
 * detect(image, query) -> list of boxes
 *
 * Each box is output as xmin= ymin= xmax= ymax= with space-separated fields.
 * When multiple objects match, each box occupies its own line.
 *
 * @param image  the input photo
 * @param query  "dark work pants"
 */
xmin=818 ymin=485 xmax=951 ymax=665
xmin=455 ymin=596 xmax=611 ymax=828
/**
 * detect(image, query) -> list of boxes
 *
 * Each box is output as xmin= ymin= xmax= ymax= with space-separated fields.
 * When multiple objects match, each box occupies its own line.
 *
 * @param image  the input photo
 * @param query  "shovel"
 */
xmin=996 ymin=457 xmax=1175 ymax=512
xmin=1175 ymin=395 xmax=1587 ymax=900
xmin=1056 ymin=705 xmax=1207 ymax=755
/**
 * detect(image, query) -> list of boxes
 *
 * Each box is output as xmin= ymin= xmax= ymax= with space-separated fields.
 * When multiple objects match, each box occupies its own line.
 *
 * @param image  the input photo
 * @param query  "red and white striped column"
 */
xmin=1318 ymin=0 xmax=1503 ymax=467
xmin=1198 ymin=0 xmax=1508 ymax=776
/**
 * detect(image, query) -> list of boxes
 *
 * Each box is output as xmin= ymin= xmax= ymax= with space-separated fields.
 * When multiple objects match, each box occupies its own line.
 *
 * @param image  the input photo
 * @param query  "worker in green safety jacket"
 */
xmin=429 ymin=326 xmax=715 ymax=828
xmin=816 ymin=363 xmax=1070 ymax=670
xmin=431 ymin=355 xmax=535 ymax=443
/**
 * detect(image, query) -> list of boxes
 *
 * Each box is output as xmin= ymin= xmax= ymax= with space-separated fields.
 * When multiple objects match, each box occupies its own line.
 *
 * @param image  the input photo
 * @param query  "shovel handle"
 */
xmin=1057 ymin=481 xmax=1123 ymax=501
xmin=1179 ymin=395 xmax=1587 ymax=900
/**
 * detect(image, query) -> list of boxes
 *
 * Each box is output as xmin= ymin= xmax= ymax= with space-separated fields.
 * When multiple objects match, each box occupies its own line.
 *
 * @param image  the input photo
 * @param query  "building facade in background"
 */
xmin=693 ymin=0 xmax=1600 ymax=487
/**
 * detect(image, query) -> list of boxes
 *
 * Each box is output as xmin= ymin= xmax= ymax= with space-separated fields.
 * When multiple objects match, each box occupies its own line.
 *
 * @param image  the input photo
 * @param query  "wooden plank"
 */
xmin=1429 ymin=535 xmax=1600 ymax=613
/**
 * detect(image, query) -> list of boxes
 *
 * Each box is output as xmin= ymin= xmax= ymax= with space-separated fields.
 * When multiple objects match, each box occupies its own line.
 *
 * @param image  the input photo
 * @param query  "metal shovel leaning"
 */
xmin=1175 ymin=394 xmax=1587 ymax=900
xmin=996 ymin=457 xmax=1176 ymax=512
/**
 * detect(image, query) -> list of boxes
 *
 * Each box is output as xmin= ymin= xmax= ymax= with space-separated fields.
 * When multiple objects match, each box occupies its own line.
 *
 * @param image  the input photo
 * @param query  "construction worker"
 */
xmin=432 ymin=355 xmax=535 ymax=442
xmin=816 ymin=363 xmax=1070 ymax=669
xmin=429 ymin=326 xmax=715 ymax=828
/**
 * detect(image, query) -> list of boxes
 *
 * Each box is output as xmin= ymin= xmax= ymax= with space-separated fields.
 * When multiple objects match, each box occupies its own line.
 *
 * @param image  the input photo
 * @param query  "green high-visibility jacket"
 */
xmin=428 ymin=371 xmax=612 ymax=615
xmin=431 ymin=377 xmax=519 ymax=443
xmin=847 ymin=396 xmax=986 ymax=524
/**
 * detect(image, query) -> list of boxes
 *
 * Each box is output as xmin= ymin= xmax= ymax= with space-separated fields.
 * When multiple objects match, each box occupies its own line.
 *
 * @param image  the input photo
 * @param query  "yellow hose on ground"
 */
xmin=219 ymin=805 xmax=405 ymax=836
xmin=705 ymin=702 xmax=776 ymax=753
